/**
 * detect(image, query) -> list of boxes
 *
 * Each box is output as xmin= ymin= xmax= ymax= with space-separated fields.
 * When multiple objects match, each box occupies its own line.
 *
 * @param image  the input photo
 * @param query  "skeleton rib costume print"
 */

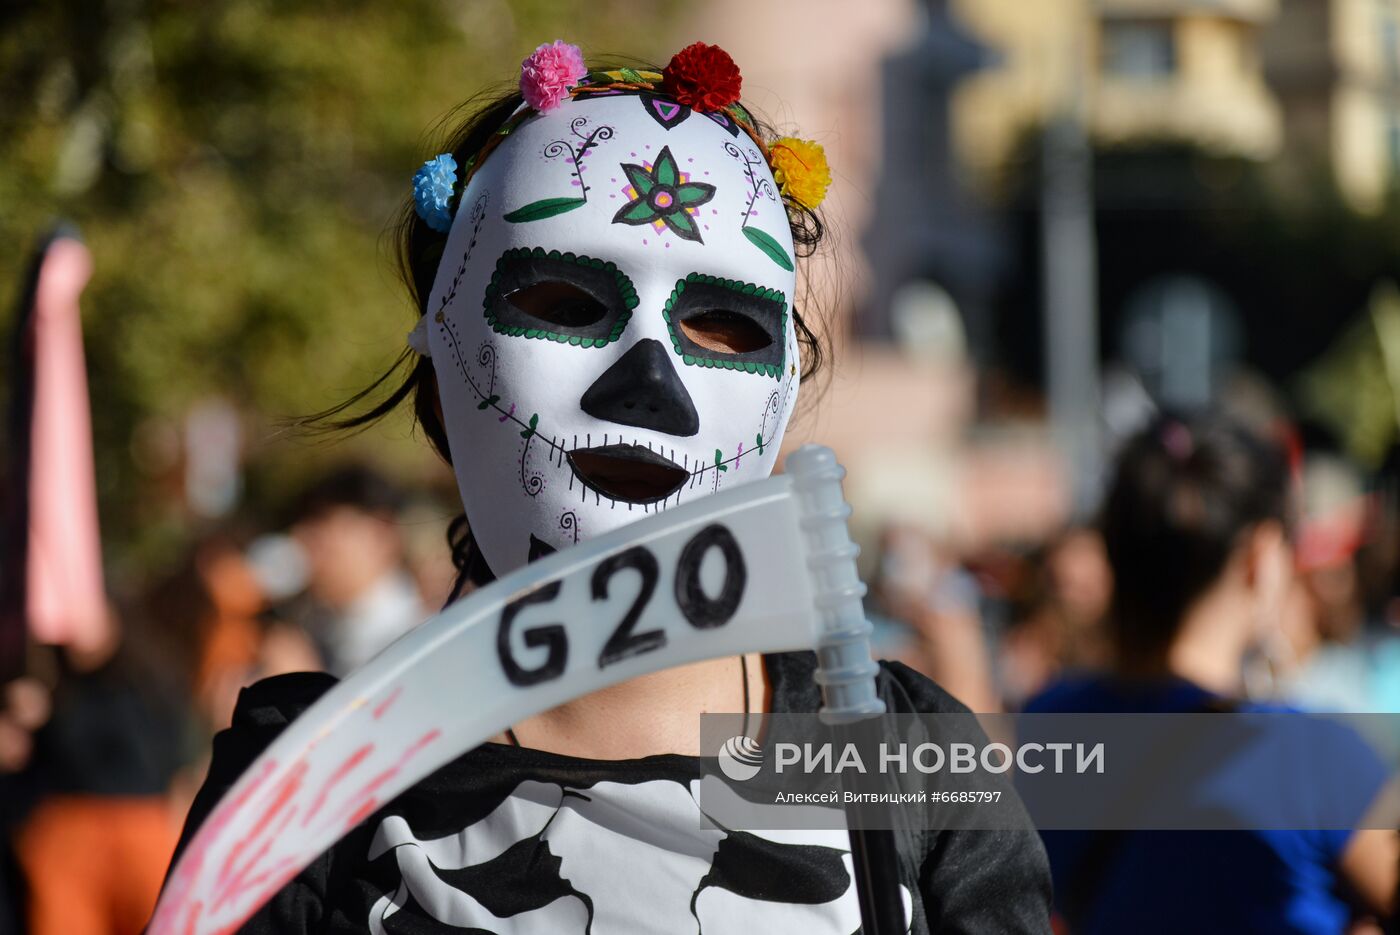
xmin=362 ymin=763 xmax=889 ymax=935
xmin=168 ymin=653 xmax=1058 ymax=934
xmin=420 ymin=91 xmax=800 ymax=578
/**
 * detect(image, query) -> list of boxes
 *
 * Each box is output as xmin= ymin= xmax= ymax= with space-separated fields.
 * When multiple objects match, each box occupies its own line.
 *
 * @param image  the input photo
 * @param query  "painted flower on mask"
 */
xmin=413 ymin=153 xmax=459 ymax=233
xmin=661 ymin=42 xmax=742 ymax=113
xmin=520 ymin=40 xmax=588 ymax=113
xmin=769 ymin=137 xmax=831 ymax=210
xmin=612 ymin=146 xmax=716 ymax=243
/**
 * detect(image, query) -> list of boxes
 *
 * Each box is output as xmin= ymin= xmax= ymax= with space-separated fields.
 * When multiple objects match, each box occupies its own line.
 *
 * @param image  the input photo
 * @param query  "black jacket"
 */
xmin=168 ymin=652 xmax=1052 ymax=934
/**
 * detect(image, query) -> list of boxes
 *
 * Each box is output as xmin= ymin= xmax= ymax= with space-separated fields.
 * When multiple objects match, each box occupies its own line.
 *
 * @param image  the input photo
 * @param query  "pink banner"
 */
xmin=25 ymin=235 xmax=108 ymax=650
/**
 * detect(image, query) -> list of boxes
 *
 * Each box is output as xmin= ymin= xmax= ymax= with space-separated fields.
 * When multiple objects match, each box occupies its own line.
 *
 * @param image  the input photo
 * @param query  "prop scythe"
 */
xmin=148 ymin=445 xmax=906 ymax=934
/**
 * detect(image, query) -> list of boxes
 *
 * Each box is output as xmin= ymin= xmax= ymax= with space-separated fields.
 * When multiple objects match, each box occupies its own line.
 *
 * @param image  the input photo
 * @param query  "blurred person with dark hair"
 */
xmin=1028 ymin=412 xmax=1399 ymax=933
xmin=141 ymin=534 xmax=319 ymax=732
xmin=1273 ymin=450 xmax=1376 ymax=712
xmin=1263 ymin=427 xmax=1400 ymax=716
xmin=8 ymin=532 xmax=316 ymax=935
xmin=8 ymin=617 xmax=187 ymax=935
xmin=998 ymin=526 xmax=1112 ymax=709
xmin=0 ymin=676 xmax=52 ymax=935
xmin=286 ymin=464 xmax=427 ymax=675
xmin=396 ymin=495 xmax=462 ymax=612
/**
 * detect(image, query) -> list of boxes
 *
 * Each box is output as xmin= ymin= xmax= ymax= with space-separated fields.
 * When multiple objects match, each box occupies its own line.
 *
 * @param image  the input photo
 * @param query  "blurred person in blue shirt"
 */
xmin=1028 ymin=412 xmax=1398 ymax=934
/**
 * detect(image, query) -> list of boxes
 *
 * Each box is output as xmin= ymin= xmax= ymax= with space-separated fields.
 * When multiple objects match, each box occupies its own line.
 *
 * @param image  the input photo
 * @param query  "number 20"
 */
xmin=496 ymin=523 xmax=747 ymax=687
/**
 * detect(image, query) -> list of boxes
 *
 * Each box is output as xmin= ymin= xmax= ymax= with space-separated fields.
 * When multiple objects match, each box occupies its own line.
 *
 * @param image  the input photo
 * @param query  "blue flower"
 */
xmin=413 ymin=153 xmax=459 ymax=233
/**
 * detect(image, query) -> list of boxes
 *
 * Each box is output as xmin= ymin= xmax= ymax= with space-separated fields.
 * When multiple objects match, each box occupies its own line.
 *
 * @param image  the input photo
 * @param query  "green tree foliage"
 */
xmin=1298 ymin=282 xmax=1400 ymax=469
xmin=0 ymin=0 xmax=679 ymax=571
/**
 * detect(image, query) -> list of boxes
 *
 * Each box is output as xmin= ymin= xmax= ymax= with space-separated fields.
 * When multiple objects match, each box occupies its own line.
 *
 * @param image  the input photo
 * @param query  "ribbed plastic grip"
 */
xmin=785 ymin=445 xmax=886 ymax=723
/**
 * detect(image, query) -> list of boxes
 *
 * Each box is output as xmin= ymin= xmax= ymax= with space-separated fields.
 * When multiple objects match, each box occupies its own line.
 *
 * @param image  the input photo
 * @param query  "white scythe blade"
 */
xmin=147 ymin=445 xmax=879 ymax=935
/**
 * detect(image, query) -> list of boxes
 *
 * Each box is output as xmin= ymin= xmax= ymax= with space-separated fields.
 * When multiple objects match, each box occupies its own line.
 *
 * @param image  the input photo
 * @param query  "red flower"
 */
xmin=661 ymin=42 xmax=742 ymax=112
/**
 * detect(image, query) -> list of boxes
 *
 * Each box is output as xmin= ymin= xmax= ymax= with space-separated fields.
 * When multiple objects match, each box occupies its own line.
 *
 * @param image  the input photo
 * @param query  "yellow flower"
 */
xmin=768 ymin=137 xmax=831 ymax=210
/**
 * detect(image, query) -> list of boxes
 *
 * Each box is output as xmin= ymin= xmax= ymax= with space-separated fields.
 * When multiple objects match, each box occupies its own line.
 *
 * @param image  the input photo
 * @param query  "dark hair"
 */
xmin=285 ymin=463 xmax=406 ymax=526
xmin=1100 ymin=412 xmax=1292 ymax=664
xmin=305 ymin=60 xmax=832 ymax=596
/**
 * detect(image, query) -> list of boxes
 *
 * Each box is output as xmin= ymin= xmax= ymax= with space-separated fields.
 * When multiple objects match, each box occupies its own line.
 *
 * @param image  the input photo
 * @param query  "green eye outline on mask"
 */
xmin=662 ymin=272 xmax=787 ymax=379
xmin=483 ymin=247 xmax=639 ymax=347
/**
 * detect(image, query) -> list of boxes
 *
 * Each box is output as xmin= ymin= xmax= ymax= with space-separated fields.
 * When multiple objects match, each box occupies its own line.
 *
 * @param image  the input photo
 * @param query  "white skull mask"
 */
xmin=423 ymin=93 xmax=801 ymax=577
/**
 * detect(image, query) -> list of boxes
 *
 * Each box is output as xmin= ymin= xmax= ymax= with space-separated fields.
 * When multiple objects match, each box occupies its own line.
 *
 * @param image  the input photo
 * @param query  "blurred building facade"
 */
xmin=1268 ymin=0 xmax=1400 ymax=210
xmin=954 ymin=0 xmax=1280 ymax=176
xmin=951 ymin=0 xmax=1400 ymax=210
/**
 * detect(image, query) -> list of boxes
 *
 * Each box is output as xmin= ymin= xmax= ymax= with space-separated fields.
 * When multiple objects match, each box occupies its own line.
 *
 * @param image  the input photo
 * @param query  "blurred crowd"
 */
xmin=861 ymin=399 xmax=1400 ymax=932
xmin=869 ymin=418 xmax=1400 ymax=724
xmin=0 ymin=464 xmax=456 ymax=935
xmin=5 ymin=392 xmax=1400 ymax=933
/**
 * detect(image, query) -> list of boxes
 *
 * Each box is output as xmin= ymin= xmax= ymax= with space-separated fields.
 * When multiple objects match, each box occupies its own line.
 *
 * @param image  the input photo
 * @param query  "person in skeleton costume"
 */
xmin=166 ymin=41 xmax=1053 ymax=934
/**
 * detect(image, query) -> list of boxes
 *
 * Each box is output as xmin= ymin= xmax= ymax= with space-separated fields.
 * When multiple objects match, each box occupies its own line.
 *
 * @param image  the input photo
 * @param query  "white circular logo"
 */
xmin=717 ymin=735 xmax=764 ymax=782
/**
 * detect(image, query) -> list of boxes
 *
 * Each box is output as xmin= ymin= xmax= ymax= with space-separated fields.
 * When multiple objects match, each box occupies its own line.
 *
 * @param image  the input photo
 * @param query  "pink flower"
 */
xmin=520 ymin=40 xmax=587 ymax=113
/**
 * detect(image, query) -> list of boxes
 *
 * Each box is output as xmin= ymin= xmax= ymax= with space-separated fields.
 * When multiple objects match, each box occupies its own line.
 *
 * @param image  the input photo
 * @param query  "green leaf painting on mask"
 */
xmin=741 ymin=227 xmax=794 ymax=272
xmin=503 ymin=197 xmax=587 ymax=223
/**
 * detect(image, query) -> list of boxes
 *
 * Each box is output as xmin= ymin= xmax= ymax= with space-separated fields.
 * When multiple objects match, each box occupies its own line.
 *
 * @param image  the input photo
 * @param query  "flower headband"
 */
xmin=412 ymin=40 xmax=831 ymax=234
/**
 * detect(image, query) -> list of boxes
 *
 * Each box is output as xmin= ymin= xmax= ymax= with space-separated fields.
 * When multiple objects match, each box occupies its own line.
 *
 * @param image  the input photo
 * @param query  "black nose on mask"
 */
xmin=580 ymin=338 xmax=700 ymax=437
